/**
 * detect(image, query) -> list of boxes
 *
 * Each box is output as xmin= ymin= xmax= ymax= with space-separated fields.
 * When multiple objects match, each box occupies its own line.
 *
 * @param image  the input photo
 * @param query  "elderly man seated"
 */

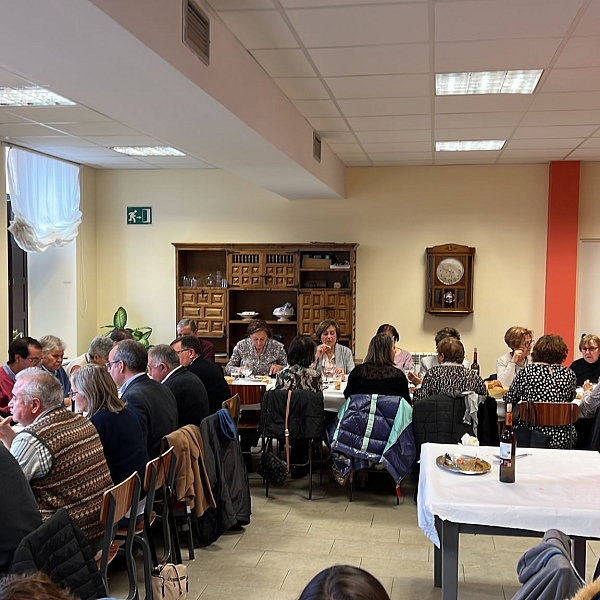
xmin=39 ymin=335 xmax=71 ymax=397
xmin=148 ymin=344 xmax=209 ymax=427
xmin=65 ymin=336 xmax=115 ymax=377
xmin=176 ymin=319 xmax=216 ymax=363
xmin=0 ymin=369 xmax=113 ymax=550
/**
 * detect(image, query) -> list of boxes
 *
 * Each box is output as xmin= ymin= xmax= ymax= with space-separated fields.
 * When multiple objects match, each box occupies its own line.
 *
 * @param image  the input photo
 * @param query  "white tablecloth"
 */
xmin=418 ymin=443 xmax=600 ymax=547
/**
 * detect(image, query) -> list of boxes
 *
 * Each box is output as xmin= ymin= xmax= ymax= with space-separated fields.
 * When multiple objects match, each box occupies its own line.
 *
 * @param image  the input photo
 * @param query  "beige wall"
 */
xmin=579 ymin=163 xmax=600 ymax=239
xmin=95 ymin=164 xmax=549 ymax=376
xmin=0 ymin=147 xmax=8 ymax=358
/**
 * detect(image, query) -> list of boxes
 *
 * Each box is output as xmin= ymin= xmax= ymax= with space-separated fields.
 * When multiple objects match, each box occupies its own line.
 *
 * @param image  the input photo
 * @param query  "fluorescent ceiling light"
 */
xmin=436 ymin=70 xmax=543 ymax=95
xmin=111 ymin=146 xmax=186 ymax=157
xmin=436 ymin=140 xmax=505 ymax=152
xmin=0 ymin=86 xmax=75 ymax=106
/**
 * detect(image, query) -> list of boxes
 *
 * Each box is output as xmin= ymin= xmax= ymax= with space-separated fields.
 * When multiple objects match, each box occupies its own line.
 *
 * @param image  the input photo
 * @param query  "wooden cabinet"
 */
xmin=174 ymin=243 xmax=358 ymax=361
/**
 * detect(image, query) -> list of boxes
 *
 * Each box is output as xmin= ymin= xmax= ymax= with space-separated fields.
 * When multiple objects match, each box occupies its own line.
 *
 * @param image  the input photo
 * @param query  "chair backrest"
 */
xmin=222 ymin=393 xmax=241 ymax=427
xmin=261 ymin=388 xmax=325 ymax=439
xmin=228 ymin=383 xmax=266 ymax=408
xmin=100 ymin=471 xmax=140 ymax=526
xmin=519 ymin=402 xmax=578 ymax=427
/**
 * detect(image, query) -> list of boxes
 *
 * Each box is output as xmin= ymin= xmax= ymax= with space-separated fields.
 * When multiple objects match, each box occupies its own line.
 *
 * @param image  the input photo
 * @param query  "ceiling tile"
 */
xmin=293 ymin=100 xmax=340 ymax=117
xmin=218 ymin=10 xmax=298 ymax=49
xmin=569 ymin=148 xmax=600 ymax=158
xmin=435 ymin=157 xmax=499 ymax=165
xmin=137 ymin=156 xmax=215 ymax=168
xmin=372 ymin=160 xmax=432 ymax=166
xmin=209 ymin=0 xmax=273 ymax=9
xmin=0 ymin=67 xmax=34 ymax=87
xmin=338 ymin=98 xmax=430 ymax=117
xmin=281 ymin=0 xmax=426 ymax=6
xmin=435 ymin=151 xmax=500 ymax=160
xmin=287 ymin=4 xmax=429 ymax=48
xmin=554 ymin=36 xmax=600 ymax=68
xmin=435 ymin=1 xmax=583 ymax=42
xmin=541 ymin=68 xmax=600 ymax=93
xmin=435 ymin=38 xmax=562 ymax=72
xmin=520 ymin=110 xmax=600 ymax=126
xmin=309 ymin=44 xmax=429 ymax=77
xmin=498 ymin=156 xmax=556 ymax=163
xmin=367 ymin=151 xmax=432 ymax=161
xmin=12 ymin=136 xmax=96 ymax=147
xmin=274 ymin=77 xmax=330 ymax=99
xmin=307 ymin=117 xmax=348 ymax=132
xmin=435 ymin=95 xmax=532 ymax=114
xmin=513 ymin=125 xmax=596 ymax=139
xmin=6 ymin=105 xmax=112 ymax=123
xmin=0 ymin=110 xmax=30 ymax=125
xmin=531 ymin=92 xmax=600 ymax=111
xmin=357 ymin=130 xmax=431 ymax=143
xmin=327 ymin=142 xmax=363 ymax=153
xmin=320 ymin=131 xmax=356 ymax=143
xmin=579 ymin=138 xmax=600 ymax=148
xmin=337 ymin=152 xmax=368 ymax=161
xmin=326 ymin=74 xmax=430 ymax=99
xmin=0 ymin=123 xmax=60 ymax=137
xmin=435 ymin=127 xmax=514 ymax=141
xmin=49 ymin=122 xmax=143 ymax=136
xmin=251 ymin=49 xmax=316 ymax=77
xmin=344 ymin=161 xmax=371 ymax=166
xmin=348 ymin=115 xmax=431 ymax=131
xmin=435 ymin=112 xmax=523 ymax=129
xmin=44 ymin=146 xmax=125 ymax=158
xmin=362 ymin=141 xmax=431 ymax=153
xmin=506 ymin=138 xmax=583 ymax=150
xmin=573 ymin=0 xmax=600 ymax=36
xmin=81 ymin=135 xmax=163 ymax=146
xmin=86 ymin=158 xmax=157 ymax=169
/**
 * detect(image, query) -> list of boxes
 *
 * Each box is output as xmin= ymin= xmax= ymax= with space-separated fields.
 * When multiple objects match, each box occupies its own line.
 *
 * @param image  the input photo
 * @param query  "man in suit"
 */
xmin=147 ymin=344 xmax=209 ymax=427
xmin=176 ymin=319 xmax=216 ymax=363
xmin=171 ymin=336 xmax=231 ymax=415
xmin=107 ymin=340 xmax=178 ymax=458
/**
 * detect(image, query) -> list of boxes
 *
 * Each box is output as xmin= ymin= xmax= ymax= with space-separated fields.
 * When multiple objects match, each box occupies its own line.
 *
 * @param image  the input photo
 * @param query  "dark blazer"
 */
xmin=186 ymin=357 xmax=231 ymax=414
xmin=163 ymin=367 xmax=209 ymax=428
xmin=121 ymin=374 xmax=178 ymax=458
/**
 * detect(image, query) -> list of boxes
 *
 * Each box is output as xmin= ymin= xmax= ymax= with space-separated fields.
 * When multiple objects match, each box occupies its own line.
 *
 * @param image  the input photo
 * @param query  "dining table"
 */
xmin=417 ymin=442 xmax=600 ymax=600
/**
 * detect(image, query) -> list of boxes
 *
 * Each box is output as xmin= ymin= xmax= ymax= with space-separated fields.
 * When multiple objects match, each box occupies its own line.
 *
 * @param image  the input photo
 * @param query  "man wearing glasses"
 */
xmin=0 ymin=337 xmax=43 ymax=417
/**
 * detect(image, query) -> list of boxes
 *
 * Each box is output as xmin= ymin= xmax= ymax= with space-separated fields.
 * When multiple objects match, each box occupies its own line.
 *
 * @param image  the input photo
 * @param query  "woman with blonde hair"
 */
xmin=71 ymin=364 xmax=148 ymax=484
xmin=497 ymin=326 xmax=533 ymax=388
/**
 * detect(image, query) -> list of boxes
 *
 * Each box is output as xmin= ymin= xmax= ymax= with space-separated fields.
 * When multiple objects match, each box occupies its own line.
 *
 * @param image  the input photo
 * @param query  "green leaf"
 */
xmin=139 ymin=329 xmax=153 ymax=342
xmin=113 ymin=307 xmax=128 ymax=329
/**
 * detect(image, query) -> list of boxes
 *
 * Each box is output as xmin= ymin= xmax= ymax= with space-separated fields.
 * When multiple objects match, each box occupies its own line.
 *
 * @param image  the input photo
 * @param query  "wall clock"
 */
xmin=426 ymin=244 xmax=475 ymax=315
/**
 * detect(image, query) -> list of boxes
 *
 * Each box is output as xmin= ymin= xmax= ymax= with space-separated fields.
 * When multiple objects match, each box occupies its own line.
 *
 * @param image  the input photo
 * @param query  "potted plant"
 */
xmin=102 ymin=307 xmax=153 ymax=348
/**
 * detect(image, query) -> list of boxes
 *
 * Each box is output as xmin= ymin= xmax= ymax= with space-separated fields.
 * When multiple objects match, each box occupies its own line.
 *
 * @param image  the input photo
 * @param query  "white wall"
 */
xmin=94 ymin=164 xmax=549 ymax=376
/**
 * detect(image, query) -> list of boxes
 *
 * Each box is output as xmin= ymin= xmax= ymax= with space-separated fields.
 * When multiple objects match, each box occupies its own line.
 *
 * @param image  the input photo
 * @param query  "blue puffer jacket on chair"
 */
xmin=326 ymin=394 xmax=416 ymax=484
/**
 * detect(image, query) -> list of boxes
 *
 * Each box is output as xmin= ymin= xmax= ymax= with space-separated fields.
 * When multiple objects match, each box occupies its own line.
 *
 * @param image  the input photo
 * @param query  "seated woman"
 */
xmin=314 ymin=319 xmax=354 ymax=379
xmin=569 ymin=334 xmax=600 ymax=386
xmin=275 ymin=335 xmax=322 ymax=393
xmin=225 ymin=319 xmax=287 ymax=376
xmin=504 ymin=334 xmax=577 ymax=449
xmin=496 ymin=326 xmax=533 ymax=388
xmin=376 ymin=324 xmax=414 ymax=374
xmin=344 ymin=334 xmax=410 ymax=402
xmin=71 ymin=364 xmax=148 ymax=485
xmin=413 ymin=337 xmax=486 ymax=402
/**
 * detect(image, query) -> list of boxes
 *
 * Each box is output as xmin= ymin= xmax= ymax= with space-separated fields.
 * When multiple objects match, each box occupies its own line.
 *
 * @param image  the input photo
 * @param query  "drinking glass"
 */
xmin=322 ymin=366 xmax=334 ymax=386
xmin=240 ymin=359 xmax=252 ymax=379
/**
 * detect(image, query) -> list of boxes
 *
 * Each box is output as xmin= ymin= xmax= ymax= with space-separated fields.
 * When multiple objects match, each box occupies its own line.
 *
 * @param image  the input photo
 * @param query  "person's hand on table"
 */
xmin=269 ymin=364 xmax=284 ymax=376
xmin=333 ymin=366 xmax=346 ymax=381
xmin=0 ymin=415 xmax=16 ymax=448
xmin=407 ymin=371 xmax=422 ymax=386
xmin=583 ymin=379 xmax=594 ymax=393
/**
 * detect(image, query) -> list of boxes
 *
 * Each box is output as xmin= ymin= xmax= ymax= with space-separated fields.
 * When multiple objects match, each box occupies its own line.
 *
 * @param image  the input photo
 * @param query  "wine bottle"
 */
xmin=471 ymin=347 xmax=480 ymax=374
xmin=499 ymin=403 xmax=516 ymax=483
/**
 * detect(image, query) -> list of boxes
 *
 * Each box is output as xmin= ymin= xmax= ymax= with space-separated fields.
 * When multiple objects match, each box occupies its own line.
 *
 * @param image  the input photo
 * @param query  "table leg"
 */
xmin=441 ymin=520 xmax=459 ymax=600
xmin=573 ymin=537 xmax=586 ymax=579
xmin=434 ymin=517 xmax=442 ymax=588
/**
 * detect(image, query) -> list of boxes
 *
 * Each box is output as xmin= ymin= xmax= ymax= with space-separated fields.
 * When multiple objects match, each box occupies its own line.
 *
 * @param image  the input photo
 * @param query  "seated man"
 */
xmin=0 ymin=369 xmax=112 ymax=548
xmin=65 ymin=336 xmax=114 ymax=377
xmin=176 ymin=319 xmax=216 ymax=363
xmin=171 ymin=336 xmax=231 ymax=414
xmin=39 ymin=335 xmax=70 ymax=397
xmin=0 ymin=337 xmax=43 ymax=416
xmin=148 ymin=344 xmax=209 ymax=427
xmin=108 ymin=340 xmax=178 ymax=458
xmin=413 ymin=337 xmax=487 ymax=402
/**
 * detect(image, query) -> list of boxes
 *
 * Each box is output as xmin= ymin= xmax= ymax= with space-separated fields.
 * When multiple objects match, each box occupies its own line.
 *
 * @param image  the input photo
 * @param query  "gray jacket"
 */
xmin=314 ymin=343 xmax=354 ymax=375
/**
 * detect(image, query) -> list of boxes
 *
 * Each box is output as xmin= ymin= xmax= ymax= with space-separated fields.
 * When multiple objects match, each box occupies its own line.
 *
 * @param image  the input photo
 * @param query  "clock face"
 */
xmin=436 ymin=257 xmax=465 ymax=285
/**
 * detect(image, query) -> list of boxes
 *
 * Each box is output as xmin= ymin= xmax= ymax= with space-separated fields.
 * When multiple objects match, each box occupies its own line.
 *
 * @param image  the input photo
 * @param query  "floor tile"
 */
xmin=251 ymin=506 xmax=290 ymax=522
xmin=285 ymin=507 xmax=373 ymax=526
xmin=330 ymin=538 xmax=429 ymax=561
xmin=492 ymin=536 xmax=540 ymax=553
xmin=188 ymin=565 xmax=288 ymax=589
xmin=190 ymin=549 xmax=264 ymax=569
xmin=258 ymin=550 xmax=361 ymax=571
xmin=245 ymin=521 xmax=310 ymax=537
xmin=308 ymin=522 xmax=400 ymax=543
xmin=235 ymin=532 xmax=335 ymax=555
xmin=198 ymin=584 xmax=298 ymax=600
xmin=360 ymin=557 xmax=434 ymax=580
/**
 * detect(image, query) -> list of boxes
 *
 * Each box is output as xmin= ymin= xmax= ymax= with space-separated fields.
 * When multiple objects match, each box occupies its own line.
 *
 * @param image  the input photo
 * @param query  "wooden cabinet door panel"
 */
xmin=264 ymin=252 xmax=296 ymax=288
xmin=178 ymin=289 xmax=226 ymax=337
xmin=228 ymin=252 xmax=263 ymax=288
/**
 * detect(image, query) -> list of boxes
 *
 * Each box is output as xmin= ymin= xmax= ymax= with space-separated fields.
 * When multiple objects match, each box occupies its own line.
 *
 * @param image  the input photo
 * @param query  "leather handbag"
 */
xmin=151 ymin=563 xmax=188 ymax=600
xmin=257 ymin=390 xmax=292 ymax=486
xmin=514 ymin=401 xmax=551 ymax=449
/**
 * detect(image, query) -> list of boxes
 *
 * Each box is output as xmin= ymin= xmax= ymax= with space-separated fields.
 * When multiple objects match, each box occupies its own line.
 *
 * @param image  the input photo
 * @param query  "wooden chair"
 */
xmin=518 ymin=402 xmax=579 ymax=448
xmin=229 ymin=384 xmax=267 ymax=463
xmin=97 ymin=472 xmax=141 ymax=600
xmin=222 ymin=393 xmax=241 ymax=427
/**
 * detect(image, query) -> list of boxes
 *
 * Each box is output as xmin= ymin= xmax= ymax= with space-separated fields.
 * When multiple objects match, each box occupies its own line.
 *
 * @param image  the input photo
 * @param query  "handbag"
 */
xmin=257 ymin=390 xmax=292 ymax=486
xmin=514 ymin=401 xmax=551 ymax=449
xmin=151 ymin=563 xmax=188 ymax=600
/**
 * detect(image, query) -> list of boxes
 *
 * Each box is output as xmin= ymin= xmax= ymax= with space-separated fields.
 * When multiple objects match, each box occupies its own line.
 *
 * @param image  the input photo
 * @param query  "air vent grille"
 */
xmin=313 ymin=132 xmax=322 ymax=163
xmin=183 ymin=0 xmax=210 ymax=65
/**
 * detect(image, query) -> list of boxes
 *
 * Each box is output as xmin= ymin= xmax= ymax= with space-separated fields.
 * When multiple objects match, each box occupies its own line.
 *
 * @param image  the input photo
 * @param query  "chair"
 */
xmin=97 ymin=472 xmax=141 ymax=600
xmin=229 ymin=383 xmax=267 ymax=462
xmin=260 ymin=388 xmax=325 ymax=500
xmin=518 ymin=402 xmax=579 ymax=449
xmin=222 ymin=393 xmax=241 ymax=427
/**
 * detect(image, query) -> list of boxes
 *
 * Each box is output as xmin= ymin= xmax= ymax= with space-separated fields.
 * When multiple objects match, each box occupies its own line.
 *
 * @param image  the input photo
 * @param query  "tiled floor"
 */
xmin=107 ymin=471 xmax=600 ymax=600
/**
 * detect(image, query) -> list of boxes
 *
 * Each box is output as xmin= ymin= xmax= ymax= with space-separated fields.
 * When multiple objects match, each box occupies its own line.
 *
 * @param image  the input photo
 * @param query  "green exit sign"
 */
xmin=127 ymin=206 xmax=152 ymax=225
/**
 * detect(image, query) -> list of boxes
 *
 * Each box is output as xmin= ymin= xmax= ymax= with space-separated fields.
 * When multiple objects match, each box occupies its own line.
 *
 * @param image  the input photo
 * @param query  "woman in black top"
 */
xmin=344 ymin=334 xmax=410 ymax=402
xmin=569 ymin=334 xmax=600 ymax=386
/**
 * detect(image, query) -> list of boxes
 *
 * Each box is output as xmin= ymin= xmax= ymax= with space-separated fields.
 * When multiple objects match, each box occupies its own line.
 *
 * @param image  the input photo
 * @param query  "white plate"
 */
xmin=238 ymin=312 xmax=259 ymax=320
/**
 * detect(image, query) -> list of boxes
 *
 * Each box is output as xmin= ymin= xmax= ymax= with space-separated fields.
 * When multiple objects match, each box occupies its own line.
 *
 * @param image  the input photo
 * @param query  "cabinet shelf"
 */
xmin=229 ymin=319 xmax=297 ymax=325
xmin=299 ymin=268 xmax=350 ymax=272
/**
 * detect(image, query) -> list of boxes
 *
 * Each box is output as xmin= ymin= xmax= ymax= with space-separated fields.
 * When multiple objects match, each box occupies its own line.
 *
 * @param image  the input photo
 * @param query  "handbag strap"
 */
xmin=284 ymin=389 xmax=292 ymax=473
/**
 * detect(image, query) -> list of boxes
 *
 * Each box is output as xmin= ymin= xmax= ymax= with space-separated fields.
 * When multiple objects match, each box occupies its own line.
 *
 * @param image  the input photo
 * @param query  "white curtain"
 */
xmin=7 ymin=147 xmax=81 ymax=252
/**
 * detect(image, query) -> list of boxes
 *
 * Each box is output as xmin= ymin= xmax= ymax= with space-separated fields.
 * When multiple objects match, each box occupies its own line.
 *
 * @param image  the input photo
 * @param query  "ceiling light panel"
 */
xmin=0 ymin=86 xmax=75 ymax=106
xmin=111 ymin=146 xmax=186 ymax=157
xmin=436 ymin=70 xmax=543 ymax=95
xmin=435 ymin=140 xmax=506 ymax=151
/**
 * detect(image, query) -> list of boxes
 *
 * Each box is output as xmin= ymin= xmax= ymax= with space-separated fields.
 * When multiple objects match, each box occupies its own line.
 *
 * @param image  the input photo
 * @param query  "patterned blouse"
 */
xmin=275 ymin=364 xmax=322 ymax=393
xmin=413 ymin=363 xmax=487 ymax=402
xmin=225 ymin=337 xmax=287 ymax=376
xmin=504 ymin=363 xmax=577 ymax=449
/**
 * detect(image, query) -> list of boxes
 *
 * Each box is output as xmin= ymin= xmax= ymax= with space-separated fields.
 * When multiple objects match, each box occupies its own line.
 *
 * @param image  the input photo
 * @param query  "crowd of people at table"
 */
xmin=0 ymin=314 xmax=599 ymax=581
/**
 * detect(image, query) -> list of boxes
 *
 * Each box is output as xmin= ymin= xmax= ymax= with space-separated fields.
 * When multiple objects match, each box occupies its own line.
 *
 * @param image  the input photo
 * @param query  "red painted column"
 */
xmin=544 ymin=161 xmax=580 ymax=364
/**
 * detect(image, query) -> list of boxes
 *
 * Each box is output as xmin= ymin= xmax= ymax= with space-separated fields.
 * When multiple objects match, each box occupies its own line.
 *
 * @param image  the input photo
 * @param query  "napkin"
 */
xmin=460 ymin=433 xmax=479 ymax=446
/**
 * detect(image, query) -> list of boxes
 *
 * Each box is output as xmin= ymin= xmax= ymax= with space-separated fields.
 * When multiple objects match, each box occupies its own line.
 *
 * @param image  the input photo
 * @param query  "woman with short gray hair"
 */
xmin=65 ymin=336 xmax=115 ymax=377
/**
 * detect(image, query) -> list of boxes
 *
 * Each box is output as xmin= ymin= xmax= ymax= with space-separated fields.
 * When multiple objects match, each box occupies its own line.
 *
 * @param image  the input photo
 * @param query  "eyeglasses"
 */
xmin=582 ymin=346 xmax=599 ymax=352
xmin=105 ymin=360 xmax=121 ymax=370
xmin=175 ymin=349 xmax=191 ymax=355
xmin=68 ymin=390 xmax=79 ymax=399
xmin=26 ymin=357 xmax=41 ymax=365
